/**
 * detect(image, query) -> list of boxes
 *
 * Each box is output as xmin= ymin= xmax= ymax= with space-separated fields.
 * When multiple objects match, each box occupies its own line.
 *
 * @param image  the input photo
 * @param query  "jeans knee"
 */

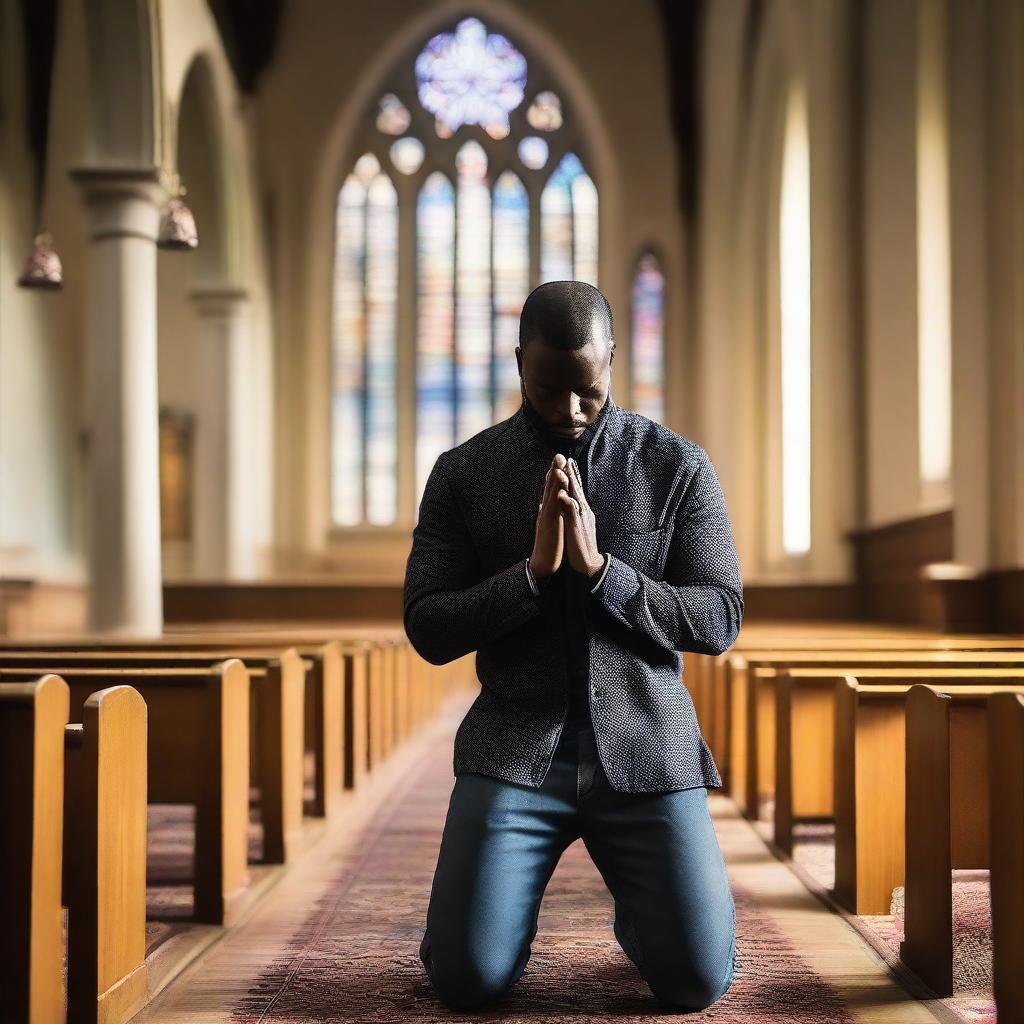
xmin=645 ymin=956 xmax=735 ymax=1012
xmin=420 ymin=932 xmax=524 ymax=1010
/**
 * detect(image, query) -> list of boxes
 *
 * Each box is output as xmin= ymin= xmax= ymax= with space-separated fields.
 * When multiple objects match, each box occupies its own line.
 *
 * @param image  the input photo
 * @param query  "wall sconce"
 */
xmin=158 ymin=178 xmax=198 ymax=250
xmin=17 ymin=231 xmax=63 ymax=289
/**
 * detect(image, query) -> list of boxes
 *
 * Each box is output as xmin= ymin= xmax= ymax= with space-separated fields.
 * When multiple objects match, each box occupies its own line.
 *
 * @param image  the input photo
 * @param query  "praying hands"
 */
xmin=529 ymin=453 xmax=606 ymax=584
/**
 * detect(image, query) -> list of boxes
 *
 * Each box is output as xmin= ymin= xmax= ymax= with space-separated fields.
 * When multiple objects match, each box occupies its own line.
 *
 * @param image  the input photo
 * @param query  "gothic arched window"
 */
xmin=331 ymin=16 xmax=599 ymax=527
xmin=630 ymin=251 xmax=665 ymax=424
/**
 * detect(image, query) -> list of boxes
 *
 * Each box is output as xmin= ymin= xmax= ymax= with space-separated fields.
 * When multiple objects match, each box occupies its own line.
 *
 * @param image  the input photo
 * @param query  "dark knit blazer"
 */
xmin=402 ymin=396 xmax=744 ymax=793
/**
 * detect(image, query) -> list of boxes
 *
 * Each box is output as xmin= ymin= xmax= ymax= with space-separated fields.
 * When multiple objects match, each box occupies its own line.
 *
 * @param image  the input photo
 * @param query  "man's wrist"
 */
xmin=527 ymin=559 xmax=549 ymax=580
xmin=525 ymin=557 xmax=552 ymax=596
xmin=587 ymin=552 xmax=612 ymax=593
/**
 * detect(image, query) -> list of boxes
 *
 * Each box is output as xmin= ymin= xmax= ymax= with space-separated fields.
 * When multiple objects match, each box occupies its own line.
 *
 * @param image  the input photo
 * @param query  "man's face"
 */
xmin=516 ymin=323 xmax=614 ymax=440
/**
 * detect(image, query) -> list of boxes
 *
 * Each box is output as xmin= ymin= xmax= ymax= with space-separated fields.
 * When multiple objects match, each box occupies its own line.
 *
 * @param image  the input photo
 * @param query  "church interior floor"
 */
xmin=132 ymin=692 xmax=959 ymax=1024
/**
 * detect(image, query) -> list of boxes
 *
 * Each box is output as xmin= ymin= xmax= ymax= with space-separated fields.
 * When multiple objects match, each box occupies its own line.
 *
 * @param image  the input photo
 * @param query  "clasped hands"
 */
xmin=529 ymin=453 xmax=606 ymax=584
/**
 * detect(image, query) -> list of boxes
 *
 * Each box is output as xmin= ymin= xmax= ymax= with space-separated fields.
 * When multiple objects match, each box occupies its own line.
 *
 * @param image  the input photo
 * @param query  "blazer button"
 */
xmin=592 ymin=685 xmax=606 ymax=698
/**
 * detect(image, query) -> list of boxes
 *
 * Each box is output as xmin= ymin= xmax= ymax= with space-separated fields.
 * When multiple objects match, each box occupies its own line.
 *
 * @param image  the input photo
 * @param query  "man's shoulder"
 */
xmin=612 ymin=407 xmax=707 ymax=471
xmin=431 ymin=414 xmax=520 ymax=478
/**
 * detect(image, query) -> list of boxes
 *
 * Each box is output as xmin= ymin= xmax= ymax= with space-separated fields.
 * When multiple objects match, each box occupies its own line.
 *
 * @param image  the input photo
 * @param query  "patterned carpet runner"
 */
xmin=227 ymin=732 xmax=857 ymax=1022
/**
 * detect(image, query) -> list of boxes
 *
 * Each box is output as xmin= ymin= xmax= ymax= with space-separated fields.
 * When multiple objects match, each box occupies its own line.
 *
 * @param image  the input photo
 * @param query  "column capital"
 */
xmin=69 ymin=165 xmax=167 ymax=243
xmin=189 ymin=285 xmax=251 ymax=318
xmin=68 ymin=164 xmax=166 ymax=202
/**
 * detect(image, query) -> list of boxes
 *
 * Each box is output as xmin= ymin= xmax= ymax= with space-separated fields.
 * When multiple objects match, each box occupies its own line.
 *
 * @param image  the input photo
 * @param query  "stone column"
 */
xmin=190 ymin=286 xmax=255 ymax=579
xmin=69 ymin=167 xmax=165 ymax=635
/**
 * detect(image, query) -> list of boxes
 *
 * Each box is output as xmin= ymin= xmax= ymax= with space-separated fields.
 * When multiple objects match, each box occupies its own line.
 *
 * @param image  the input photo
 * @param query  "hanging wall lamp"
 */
xmin=17 ymin=231 xmax=63 ymax=289
xmin=16 ymin=0 xmax=62 ymax=289
xmin=157 ymin=174 xmax=198 ymax=250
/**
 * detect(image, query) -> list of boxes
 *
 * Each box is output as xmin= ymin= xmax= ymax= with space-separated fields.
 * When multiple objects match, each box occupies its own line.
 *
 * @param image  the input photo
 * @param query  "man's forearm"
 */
xmin=405 ymin=556 xmax=544 ymax=665
xmin=587 ymin=447 xmax=743 ymax=655
xmin=590 ymin=554 xmax=743 ymax=655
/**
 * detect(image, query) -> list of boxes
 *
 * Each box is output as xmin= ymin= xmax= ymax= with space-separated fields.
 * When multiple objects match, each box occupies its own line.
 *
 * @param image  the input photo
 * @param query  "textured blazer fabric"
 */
xmin=403 ymin=398 xmax=744 ymax=793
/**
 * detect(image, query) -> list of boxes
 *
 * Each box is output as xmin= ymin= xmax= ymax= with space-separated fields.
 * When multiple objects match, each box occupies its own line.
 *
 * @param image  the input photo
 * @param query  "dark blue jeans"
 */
xmin=419 ymin=725 xmax=737 ymax=1012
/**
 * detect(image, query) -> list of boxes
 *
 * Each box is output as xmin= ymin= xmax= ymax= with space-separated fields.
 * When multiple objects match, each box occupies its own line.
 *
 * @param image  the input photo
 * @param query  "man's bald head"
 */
xmin=518 ymin=280 xmax=614 ymax=352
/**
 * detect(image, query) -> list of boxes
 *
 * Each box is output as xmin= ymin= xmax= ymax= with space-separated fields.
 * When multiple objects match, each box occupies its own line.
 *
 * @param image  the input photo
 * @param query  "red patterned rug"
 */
xmin=230 ymin=739 xmax=856 ymax=1022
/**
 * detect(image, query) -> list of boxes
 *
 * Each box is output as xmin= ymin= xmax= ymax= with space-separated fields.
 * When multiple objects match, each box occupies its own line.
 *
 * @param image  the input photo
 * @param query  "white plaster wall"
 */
xmin=0 ymin=0 xmax=90 ymax=579
xmin=861 ymin=0 xmax=923 ymax=527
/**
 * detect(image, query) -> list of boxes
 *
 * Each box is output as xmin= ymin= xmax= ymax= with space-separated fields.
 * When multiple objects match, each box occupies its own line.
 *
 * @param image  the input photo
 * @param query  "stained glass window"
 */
xmin=527 ymin=91 xmax=563 ymax=132
xmin=390 ymin=137 xmax=425 ymax=175
xmin=376 ymin=94 xmax=411 ymax=135
xmin=332 ymin=18 xmax=599 ymax=527
xmin=415 ymin=17 xmax=527 ymax=136
xmin=631 ymin=253 xmax=665 ymax=424
xmin=492 ymin=172 xmax=530 ymax=422
xmin=540 ymin=153 xmax=599 ymax=286
xmin=416 ymin=173 xmax=456 ymax=498
xmin=455 ymin=141 xmax=492 ymax=442
xmin=518 ymin=136 xmax=548 ymax=170
xmin=331 ymin=155 xmax=398 ymax=526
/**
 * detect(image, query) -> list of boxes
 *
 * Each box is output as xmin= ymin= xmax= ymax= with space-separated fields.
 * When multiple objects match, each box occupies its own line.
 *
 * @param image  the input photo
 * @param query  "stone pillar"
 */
xmin=70 ymin=167 xmax=165 ymax=635
xmin=190 ymin=287 xmax=255 ymax=579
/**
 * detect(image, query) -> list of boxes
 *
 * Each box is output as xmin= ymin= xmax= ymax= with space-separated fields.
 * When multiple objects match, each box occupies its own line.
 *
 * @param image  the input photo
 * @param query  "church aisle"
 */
xmin=131 ymin=691 xmax=948 ymax=1024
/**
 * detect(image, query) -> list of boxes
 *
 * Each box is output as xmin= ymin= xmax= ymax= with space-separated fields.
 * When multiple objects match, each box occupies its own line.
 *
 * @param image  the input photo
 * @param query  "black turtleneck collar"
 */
xmin=522 ymin=391 xmax=612 ymax=460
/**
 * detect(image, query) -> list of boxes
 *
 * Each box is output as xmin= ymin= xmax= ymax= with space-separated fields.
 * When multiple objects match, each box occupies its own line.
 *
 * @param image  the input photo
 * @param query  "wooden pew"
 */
xmin=3 ymin=629 xmax=447 ymax=797
xmin=341 ymin=641 xmax=370 ymax=790
xmin=718 ymin=630 xmax=1024 ymax=801
xmin=0 ymin=636 xmax=345 ymax=819
xmin=731 ymin=648 xmax=1024 ymax=820
xmin=902 ymin=682 xmax=1024 ymax=996
xmin=689 ymin=652 xmax=728 ymax=788
xmin=0 ymin=663 xmax=250 ymax=925
xmin=381 ymin=641 xmax=395 ymax=760
xmin=774 ymin=663 xmax=1024 ymax=854
xmin=830 ymin=671 xmax=1024 ymax=914
xmin=395 ymin=640 xmax=411 ymax=746
xmin=0 ymin=675 xmax=68 ymax=1024
xmin=368 ymin=643 xmax=385 ymax=772
xmin=0 ymin=650 xmax=305 ymax=865
xmin=0 ymin=679 xmax=148 ymax=1024
xmin=699 ymin=634 xmax=905 ymax=792
xmin=63 ymin=686 xmax=147 ymax=1024
xmin=989 ymin=691 xmax=1024 ymax=1024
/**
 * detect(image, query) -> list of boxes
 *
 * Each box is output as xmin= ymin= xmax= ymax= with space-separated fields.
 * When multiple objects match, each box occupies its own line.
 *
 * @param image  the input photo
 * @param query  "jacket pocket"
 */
xmin=602 ymin=525 xmax=670 ymax=577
